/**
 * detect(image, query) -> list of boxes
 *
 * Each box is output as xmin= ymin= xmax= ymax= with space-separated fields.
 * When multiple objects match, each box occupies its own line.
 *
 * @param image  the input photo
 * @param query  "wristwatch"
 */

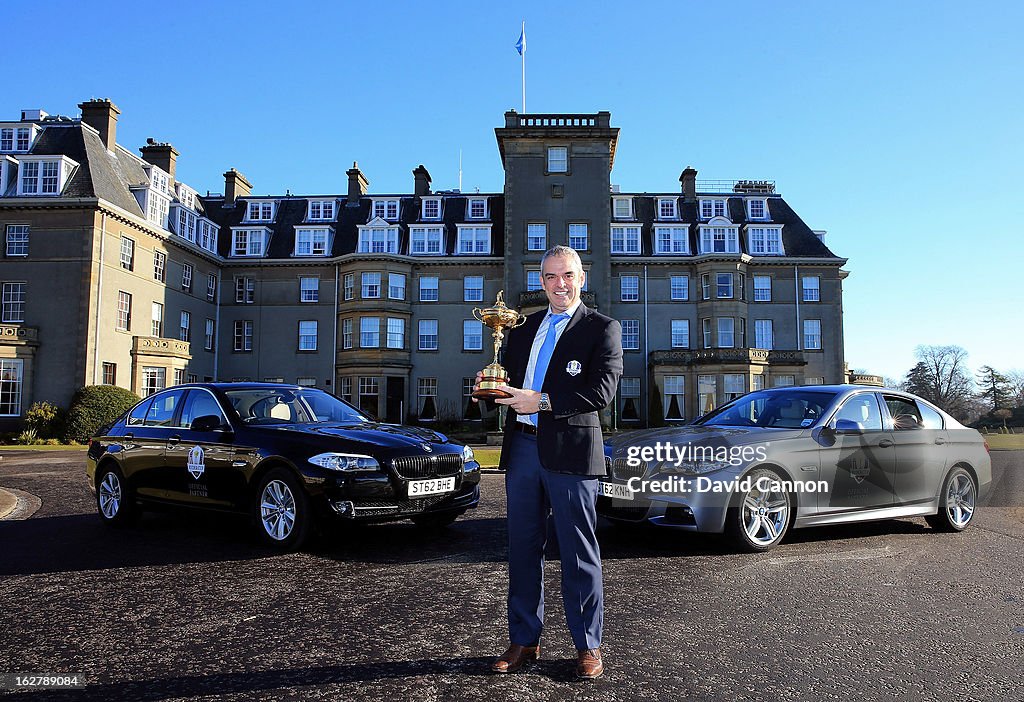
xmin=538 ymin=392 xmax=551 ymax=412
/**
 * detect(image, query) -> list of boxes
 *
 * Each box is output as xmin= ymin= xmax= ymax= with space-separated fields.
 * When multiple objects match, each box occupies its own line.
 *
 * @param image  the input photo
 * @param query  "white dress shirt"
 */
xmin=518 ymin=300 xmax=582 ymax=426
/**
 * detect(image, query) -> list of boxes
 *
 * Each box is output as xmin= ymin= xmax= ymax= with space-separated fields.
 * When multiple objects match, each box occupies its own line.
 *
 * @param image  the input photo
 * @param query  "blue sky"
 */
xmin=5 ymin=0 xmax=1020 ymax=381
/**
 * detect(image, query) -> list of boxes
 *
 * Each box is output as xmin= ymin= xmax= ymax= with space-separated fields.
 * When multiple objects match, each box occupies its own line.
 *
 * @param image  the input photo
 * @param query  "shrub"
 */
xmin=17 ymin=428 xmax=38 ymax=445
xmin=63 ymin=385 xmax=141 ymax=444
xmin=26 ymin=401 xmax=63 ymax=439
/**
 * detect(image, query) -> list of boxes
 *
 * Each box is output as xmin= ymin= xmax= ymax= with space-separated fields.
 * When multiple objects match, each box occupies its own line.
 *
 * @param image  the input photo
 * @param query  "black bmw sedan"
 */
xmin=86 ymin=383 xmax=481 ymax=550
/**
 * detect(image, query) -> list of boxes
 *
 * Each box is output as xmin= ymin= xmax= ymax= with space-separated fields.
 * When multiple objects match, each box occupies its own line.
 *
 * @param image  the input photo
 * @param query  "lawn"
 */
xmin=0 ymin=444 xmax=86 ymax=452
xmin=473 ymin=447 xmax=501 ymax=468
xmin=983 ymin=434 xmax=1024 ymax=450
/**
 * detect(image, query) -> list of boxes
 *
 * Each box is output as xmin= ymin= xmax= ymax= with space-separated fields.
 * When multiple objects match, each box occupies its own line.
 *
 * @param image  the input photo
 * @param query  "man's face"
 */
xmin=541 ymin=254 xmax=585 ymax=314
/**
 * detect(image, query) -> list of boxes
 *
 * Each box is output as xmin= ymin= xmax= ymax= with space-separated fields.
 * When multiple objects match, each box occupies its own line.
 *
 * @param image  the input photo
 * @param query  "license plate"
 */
xmin=408 ymin=476 xmax=456 ymax=497
xmin=600 ymin=481 xmax=634 ymax=500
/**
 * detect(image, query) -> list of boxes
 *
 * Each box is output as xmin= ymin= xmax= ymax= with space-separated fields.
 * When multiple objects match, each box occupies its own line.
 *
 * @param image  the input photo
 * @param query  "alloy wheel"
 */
xmin=260 ymin=479 xmax=296 ymax=541
xmin=99 ymin=472 xmax=122 ymax=519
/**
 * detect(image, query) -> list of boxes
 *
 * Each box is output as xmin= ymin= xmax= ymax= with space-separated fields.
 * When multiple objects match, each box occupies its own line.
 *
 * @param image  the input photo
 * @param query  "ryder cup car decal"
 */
xmin=187 ymin=445 xmax=206 ymax=479
xmin=566 ymin=360 xmax=582 ymax=376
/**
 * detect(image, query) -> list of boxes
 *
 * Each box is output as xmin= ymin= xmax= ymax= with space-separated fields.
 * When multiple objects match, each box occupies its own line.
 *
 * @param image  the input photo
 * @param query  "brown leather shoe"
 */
xmin=576 ymin=648 xmax=603 ymax=679
xmin=491 ymin=644 xmax=540 ymax=673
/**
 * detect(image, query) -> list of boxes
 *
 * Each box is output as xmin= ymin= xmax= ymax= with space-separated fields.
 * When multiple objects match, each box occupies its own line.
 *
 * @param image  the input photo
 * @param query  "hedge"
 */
xmin=63 ymin=385 xmax=141 ymax=444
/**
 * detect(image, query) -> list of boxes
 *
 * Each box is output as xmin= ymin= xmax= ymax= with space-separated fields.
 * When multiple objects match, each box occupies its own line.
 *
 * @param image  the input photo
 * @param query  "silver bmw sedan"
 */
xmin=599 ymin=385 xmax=991 ymax=551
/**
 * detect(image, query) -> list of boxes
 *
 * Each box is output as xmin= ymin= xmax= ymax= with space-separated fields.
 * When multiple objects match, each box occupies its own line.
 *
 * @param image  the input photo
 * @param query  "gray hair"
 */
xmin=540 ymin=245 xmax=583 ymax=274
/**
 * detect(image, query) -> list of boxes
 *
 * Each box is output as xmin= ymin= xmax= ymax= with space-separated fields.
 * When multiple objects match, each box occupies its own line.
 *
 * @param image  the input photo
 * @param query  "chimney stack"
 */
xmin=140 ymin=138 xmax=179 ymax=181
xmin=223 ymin=169 xmax=252 ymax=203
xmin=347 ymin=162 xmax=368 ymax=206
xmin=79 ymin=99 xmax=121 ymax=151
xmin=680 ymin=166 xmax=697 ymax=199
xmin=413 ymin=165 xmax=432 ymax=197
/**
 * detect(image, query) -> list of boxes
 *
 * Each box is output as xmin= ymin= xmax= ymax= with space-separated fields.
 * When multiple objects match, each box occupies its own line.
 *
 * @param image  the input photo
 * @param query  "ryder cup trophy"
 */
xmin=472 ymin=291 xmax=526 ymax=399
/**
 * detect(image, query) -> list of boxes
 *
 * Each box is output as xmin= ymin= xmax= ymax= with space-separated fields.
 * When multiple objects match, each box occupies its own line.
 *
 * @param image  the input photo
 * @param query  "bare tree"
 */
xmin=907 ymin=345 xmax=974 ymax=419
xmin=1005 ymin=369 xmax=1024 ymax=408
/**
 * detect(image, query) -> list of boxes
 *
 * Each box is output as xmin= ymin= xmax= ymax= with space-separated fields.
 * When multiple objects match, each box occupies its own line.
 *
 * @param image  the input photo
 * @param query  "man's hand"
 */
xmin=471 ymin=371 xmax=484 ymax=403
xmin=493 ymin=385 xmax=542 ymax=414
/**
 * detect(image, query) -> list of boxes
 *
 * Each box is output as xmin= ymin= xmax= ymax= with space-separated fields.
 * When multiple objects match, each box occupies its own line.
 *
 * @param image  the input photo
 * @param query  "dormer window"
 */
xmin=747 ymin=198 xmax=768 ymax=220
xmin=700 ymin=198 xmax=727 ymax=220
xmin=146 ymin=191 xmax=170 ymax=228
xmin=150 ymin=169 xmax=170 ymax=195
xmin=654 ymin=226 xmax=689 ymax=254
xmin=372 ymin=199 xmax=400 ymax=221
xmin=698 ymin=225 xmax=740 ymax=254
xmin=748 ymin=226 xmax=784 ymax=255
xmin=421 ymin=197 xmax=441 ymax=220
xmin=176 ymin=184 xmax=197 ymax=211
xmin=658 ymin=198 xmax=678 ymax=220
xmin=357 ymin=219 xmax=400 ymax=253
xmin=0 ymin=126 xmax=34 ymax=153
xmin=409 ymin=226 xmax=444 ymax=255
xmin=612 ymin=197 xmax=633 ymax=219
xmin=232 ymin=228 xmax=269 ymax=257
xmin=16 ymin=155 xmax=79 ymax=196
xmin=467 ymin=197 xmax=487 ymax=219
xmin=294 ymin=227 xmax=332 ymax=256
xmin=247 ymin=201 xmax=275 ymax=222
xmin=456 ymin=225 xmax=491 ymax=255
xmin=307 ymin=200 xmax=336 ymax=221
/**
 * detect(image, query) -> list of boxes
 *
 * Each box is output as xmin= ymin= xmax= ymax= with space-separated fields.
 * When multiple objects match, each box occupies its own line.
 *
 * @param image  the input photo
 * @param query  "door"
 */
xmin=118 ymin=397 xmax=164 ymax=496
xmin=817 ymin=392 xmax=897 ymax=514
xmin=883 ymin=395 xmax=949 ymax=508
xmin=386 ymin=376 xmax=405 ymax=423
xmin=163 ymin=389 xmax=239 ymax=508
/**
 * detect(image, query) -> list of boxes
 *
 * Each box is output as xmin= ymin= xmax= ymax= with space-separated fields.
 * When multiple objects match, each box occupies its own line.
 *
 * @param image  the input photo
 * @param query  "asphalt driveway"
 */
xmin=1 ymin=450 xmax=1022 ymax=701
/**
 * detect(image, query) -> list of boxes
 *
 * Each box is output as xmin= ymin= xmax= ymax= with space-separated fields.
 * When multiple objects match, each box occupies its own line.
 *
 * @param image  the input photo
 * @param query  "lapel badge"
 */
xmin=566 ymin=360 xmax=582 ymax=376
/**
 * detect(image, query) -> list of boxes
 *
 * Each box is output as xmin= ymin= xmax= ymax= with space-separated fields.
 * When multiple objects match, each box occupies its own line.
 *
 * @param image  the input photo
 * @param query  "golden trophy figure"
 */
xmin=472 ymin=291 xmax=527 ymax=399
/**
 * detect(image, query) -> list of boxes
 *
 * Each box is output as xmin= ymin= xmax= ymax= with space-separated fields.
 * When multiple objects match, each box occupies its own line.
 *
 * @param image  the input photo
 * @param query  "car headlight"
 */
xmin=462 ymin=445 xmax=475 ymax=463
xmin=308 ymin=452 xmax=380 ymax=472
xmin=676 ymin=460 xmax=734 ymax=476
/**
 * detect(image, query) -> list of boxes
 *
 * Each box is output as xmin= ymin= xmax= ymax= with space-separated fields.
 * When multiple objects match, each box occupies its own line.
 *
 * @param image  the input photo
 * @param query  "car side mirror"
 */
xmin=191 ymin=414 xmax=226 ymax=432
xmin=833 ymin=419 xmax=865 ymax=434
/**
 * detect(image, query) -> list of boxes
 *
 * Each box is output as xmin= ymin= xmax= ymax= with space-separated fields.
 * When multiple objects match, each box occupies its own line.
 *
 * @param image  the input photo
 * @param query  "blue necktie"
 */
xmin=531 ymin=313 xmax=568 ymax=392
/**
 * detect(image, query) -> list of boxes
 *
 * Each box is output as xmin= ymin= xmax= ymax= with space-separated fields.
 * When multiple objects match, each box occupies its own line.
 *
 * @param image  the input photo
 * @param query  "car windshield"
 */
xmin=224 ymin=387 xmax=368 ymax=425
xmin=695 ymin=389 xmax=839 ymax=429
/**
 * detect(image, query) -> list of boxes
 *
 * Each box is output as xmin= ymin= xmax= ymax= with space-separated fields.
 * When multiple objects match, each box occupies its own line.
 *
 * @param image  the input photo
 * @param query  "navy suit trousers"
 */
xmin=505 ymin=431 xmax=603 ymax=650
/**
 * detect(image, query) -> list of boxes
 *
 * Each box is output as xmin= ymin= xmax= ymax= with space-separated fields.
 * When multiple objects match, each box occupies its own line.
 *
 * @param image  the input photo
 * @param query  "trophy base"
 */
xmin=473 ymin=378 xmax=512 ymax=400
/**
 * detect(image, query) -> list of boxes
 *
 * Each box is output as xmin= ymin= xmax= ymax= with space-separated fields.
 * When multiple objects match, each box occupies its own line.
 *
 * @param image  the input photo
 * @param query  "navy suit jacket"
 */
xmin=497 ymin=304 xmax=623 ymax=476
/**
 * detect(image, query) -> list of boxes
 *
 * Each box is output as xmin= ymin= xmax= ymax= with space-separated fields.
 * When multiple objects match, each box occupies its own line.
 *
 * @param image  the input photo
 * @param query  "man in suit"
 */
xmin=475 ymin=245 xmax=623 ymax=680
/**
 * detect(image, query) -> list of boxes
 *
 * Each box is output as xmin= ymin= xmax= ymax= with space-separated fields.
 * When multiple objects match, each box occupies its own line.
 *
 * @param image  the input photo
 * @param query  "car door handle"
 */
xmin=934 ymin=437 xmax=946 ymax=445
xmin=878 ymin=439 xmax=894 ymax=448
xmin=167 ymin=434 xmax=181 ymax=447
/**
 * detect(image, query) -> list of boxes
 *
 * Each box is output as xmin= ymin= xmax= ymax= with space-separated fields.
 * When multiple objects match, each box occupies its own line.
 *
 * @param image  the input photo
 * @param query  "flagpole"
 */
xmin=521 ymin=20 xmax=526 ymax=113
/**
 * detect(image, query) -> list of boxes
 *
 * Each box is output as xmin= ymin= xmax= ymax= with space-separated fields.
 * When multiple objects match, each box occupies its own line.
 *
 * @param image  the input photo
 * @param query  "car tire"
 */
xmin=725 ymin=467 xmax=793 ymax=552
xmin=254 ymin=467 xmax=312 ymax=551
xmin=96 ymin=463 xmax=140 ymax=527
xmin=411 ymin=510 xmax=464 ymax=530
xmin=925 ymin=466 xmax=977 ymax=532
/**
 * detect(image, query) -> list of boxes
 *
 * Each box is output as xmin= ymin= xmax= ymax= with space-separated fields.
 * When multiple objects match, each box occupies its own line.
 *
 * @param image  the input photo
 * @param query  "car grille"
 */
xmin=610 ymin=458 xmax=647 ymax=481
xmin=597 ymin=495 xmax=651 ymax=522
xmin=352 ymin=494 xmax=450 ymax=517
xmin=391 ymin=453 xmax=463 ymax=479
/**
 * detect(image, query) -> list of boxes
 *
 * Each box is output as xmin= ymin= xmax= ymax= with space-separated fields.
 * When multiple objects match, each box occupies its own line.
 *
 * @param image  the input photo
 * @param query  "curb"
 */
xmin=0 ymin=486 xmax=41 ymax=521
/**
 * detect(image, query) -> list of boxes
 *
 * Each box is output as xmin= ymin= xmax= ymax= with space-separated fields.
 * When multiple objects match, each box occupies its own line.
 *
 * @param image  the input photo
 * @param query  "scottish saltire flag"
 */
xmin=516 ymin=27 xmax=526 ymax=55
